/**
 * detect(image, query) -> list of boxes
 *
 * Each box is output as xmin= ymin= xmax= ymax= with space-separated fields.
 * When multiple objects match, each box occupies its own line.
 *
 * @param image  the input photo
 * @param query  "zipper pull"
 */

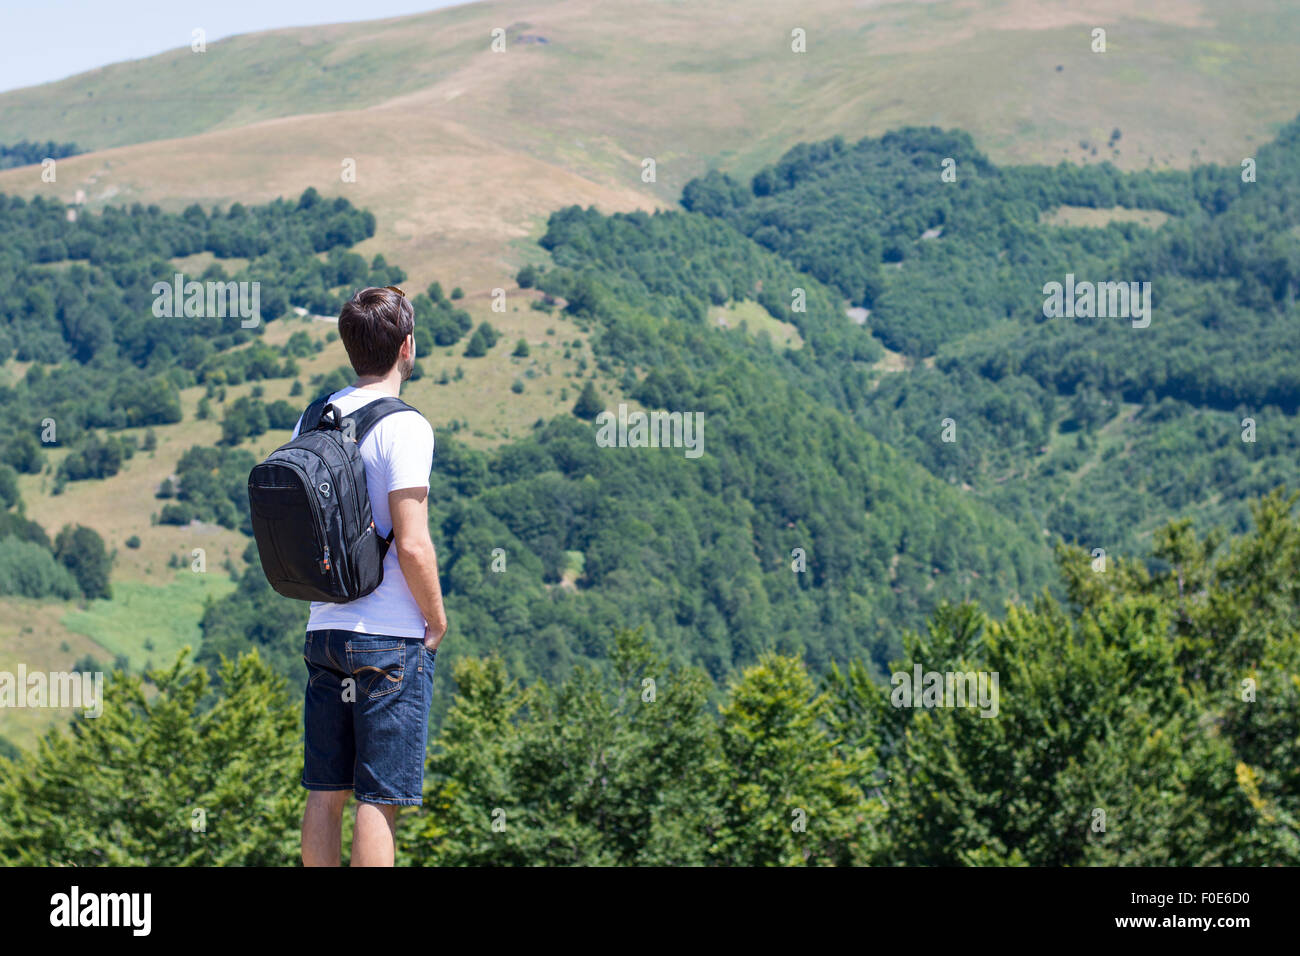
xmin=319 ymin=545 xmax=332 ymax=574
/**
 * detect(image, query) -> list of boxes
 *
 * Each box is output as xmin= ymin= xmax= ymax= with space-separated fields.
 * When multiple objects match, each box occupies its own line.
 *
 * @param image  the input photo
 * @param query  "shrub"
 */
xmin=0 ymin=537 xmax=79 ymax=599
xmin=54 ymin=524 xmax=112 ymax=600
xmin=464 ymin=322 xmax=499 ymax=358
xmin=573 ymin=380 xmax=603 ymax=420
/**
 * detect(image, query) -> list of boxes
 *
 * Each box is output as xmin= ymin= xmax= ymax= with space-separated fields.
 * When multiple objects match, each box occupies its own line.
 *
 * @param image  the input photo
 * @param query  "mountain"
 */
xmin=2 ymin=0 xmax=1298 ymax=296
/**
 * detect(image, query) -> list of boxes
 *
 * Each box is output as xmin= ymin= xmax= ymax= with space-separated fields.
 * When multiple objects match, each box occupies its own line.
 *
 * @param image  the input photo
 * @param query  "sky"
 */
xmin=0 ymin=0 xmax=470 ymax=93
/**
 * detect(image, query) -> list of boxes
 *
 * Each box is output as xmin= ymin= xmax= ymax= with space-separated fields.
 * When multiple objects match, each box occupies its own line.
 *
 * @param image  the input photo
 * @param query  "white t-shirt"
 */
xmin=291 ymin=385 xmax=435 ymax=638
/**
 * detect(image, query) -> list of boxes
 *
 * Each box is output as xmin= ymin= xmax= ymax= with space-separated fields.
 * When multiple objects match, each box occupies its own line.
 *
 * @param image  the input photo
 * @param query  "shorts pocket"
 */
xmin=345 ymin=639 xmax=407 ymax=700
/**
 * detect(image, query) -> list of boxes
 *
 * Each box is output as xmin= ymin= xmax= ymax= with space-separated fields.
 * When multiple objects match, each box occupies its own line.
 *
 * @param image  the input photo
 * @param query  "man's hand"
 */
xmin=423 ymin=622 xmax=445 ymax=652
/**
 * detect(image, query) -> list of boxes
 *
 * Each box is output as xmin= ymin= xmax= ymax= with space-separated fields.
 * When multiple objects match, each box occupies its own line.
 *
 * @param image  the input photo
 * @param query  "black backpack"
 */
xmin=247 ymin=393 xmax=419 ymax=603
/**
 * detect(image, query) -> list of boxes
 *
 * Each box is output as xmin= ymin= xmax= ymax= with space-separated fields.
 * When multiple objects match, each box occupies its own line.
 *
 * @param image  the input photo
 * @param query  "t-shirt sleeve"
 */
xmin=382 ymin=412 xmax=435 ymax=492
xmin=290 ymin=415 xmax=303 ymax=440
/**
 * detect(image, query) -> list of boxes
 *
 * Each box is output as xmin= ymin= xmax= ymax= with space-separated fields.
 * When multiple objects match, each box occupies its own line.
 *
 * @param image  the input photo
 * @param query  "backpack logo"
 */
xmin=318 ymin=482 xmax=331 ymax=498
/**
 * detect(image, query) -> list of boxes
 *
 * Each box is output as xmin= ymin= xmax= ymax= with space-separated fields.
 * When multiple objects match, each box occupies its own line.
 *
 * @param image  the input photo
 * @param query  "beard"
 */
xmin=399 ymin=353 xmax=414 ymax=382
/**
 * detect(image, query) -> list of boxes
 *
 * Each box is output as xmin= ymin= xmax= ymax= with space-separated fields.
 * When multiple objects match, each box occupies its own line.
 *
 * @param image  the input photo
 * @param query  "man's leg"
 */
xmin=350 ymin=637 xmax=433 ymax=867
xmin=302 ymin=789 xmax=351 ymax=867
xmin=352 ymin=801 xmax=398 ymax=866
xmin=301 ymin=631 xmax=357 ymax=866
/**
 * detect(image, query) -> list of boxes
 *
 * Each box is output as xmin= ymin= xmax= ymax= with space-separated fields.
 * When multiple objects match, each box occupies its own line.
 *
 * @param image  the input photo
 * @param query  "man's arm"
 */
xmin=389 ymin=486 xmax=448 ymax=650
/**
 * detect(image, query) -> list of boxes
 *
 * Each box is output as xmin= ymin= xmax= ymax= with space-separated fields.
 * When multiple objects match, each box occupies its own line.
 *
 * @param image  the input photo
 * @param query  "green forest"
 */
xmin=2 ymin=493 xmax=1297 ymax=864
xmin=1 ymin=116 xmax=1298 ymax=864
xmin=0 ymin=140 xmax=81 ymax=170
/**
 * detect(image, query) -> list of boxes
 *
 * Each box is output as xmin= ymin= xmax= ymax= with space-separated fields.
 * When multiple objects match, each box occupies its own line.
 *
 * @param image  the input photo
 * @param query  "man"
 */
xmin=294 ymin=285 xmax=448 ymax=867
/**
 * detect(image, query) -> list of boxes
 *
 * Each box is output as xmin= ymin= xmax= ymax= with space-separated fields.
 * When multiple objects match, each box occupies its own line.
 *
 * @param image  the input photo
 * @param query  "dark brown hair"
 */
xmin=337 ymin=286 xmax=414 ymax=376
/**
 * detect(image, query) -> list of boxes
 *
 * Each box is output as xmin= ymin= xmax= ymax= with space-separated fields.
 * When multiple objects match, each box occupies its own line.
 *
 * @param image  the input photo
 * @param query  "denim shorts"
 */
xmin=302 ymin=629 xmax=436 ymax=806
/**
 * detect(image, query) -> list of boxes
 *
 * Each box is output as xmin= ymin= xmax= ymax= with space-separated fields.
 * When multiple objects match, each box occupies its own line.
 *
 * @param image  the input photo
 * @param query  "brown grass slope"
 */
xmin=2 ymin=0 xmax=1298 ymax=292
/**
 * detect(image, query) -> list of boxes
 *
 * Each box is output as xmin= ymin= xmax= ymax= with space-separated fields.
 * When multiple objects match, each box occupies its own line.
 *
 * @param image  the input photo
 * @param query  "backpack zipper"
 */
xmin=292 ymin=440 xmax=365 ymax=592
xmin=329 ymin=429 xmax=368 ymax=558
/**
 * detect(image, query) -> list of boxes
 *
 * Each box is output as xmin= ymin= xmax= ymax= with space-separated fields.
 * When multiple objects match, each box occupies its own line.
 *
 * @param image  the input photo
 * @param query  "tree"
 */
xmin=463 ymin=322 xmax=500 ymax=358
xmin=0 ymin=465 xmax=17 ymax=509
xmin=0 ymin=651 xmax=301 ymax=865
xmin=713 ymin=653 xmax=879 ymax=865
xmin=220 ymin=396 xmax=270 ymax=445
xmin=58 ymin=432 xmax=130 ymax=482
xmin=401 ymin=629 xmax=726 ymax=866
xmin=53 ymin=523 xmax=112 ymax=599
xmin=573 ymin=380 xmax=603 ymax=420
xmin=0 ymin=537 xmax=79 ymax=599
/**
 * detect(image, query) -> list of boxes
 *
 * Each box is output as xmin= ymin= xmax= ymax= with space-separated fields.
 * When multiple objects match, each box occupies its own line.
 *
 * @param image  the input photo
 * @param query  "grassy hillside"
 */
xmin=1 ymin=0 xmax=1299 ymax=299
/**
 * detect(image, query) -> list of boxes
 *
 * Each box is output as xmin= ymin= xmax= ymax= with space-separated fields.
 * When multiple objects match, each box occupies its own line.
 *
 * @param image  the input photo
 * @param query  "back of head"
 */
xmin=337 ymin=286 xmax=414 ymax=377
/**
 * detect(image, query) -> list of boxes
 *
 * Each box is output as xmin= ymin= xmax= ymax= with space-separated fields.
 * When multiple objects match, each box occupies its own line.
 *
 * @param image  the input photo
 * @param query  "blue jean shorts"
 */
xmin=302 ymin=629 xmax=436 ymax=806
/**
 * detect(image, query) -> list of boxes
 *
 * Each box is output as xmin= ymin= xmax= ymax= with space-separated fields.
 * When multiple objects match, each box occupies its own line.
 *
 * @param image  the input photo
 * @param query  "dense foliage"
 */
xmin=0 ymin=511 xmax=109 ymax=601
xmin=0 ymin=188 xmax=399 ymax=475
xmin=159 ymin=446 xmax=256 ymax=532
xmin=3 ymin=494 xmax=1295 ymax=865
xmin=0 ymin=140 xmax=82 ymax=170
xmin=0 ymin=653 xmax=299 ymax=865
xmin=680 ymin=122 xmax=1300 ymax=553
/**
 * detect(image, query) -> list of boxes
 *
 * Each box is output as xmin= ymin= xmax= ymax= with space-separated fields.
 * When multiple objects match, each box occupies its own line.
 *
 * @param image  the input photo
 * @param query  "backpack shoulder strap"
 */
xmin=346 ymin=396 xmax=421 ymax=444
xmin=345 ymin=397 xmax=423 ymax=551
xmin=299 ymin=393 xmax=335 ymax=434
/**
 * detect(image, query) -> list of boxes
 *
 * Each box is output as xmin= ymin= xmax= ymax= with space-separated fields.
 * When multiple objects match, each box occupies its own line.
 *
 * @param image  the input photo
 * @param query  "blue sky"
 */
xmin=0 ymin=0 xmax=469 ymax=93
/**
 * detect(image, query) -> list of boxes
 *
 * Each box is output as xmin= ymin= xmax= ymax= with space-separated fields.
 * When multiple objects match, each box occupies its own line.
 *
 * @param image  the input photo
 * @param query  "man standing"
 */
xmin=294 ymin=285 xmax=448 ymax=867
